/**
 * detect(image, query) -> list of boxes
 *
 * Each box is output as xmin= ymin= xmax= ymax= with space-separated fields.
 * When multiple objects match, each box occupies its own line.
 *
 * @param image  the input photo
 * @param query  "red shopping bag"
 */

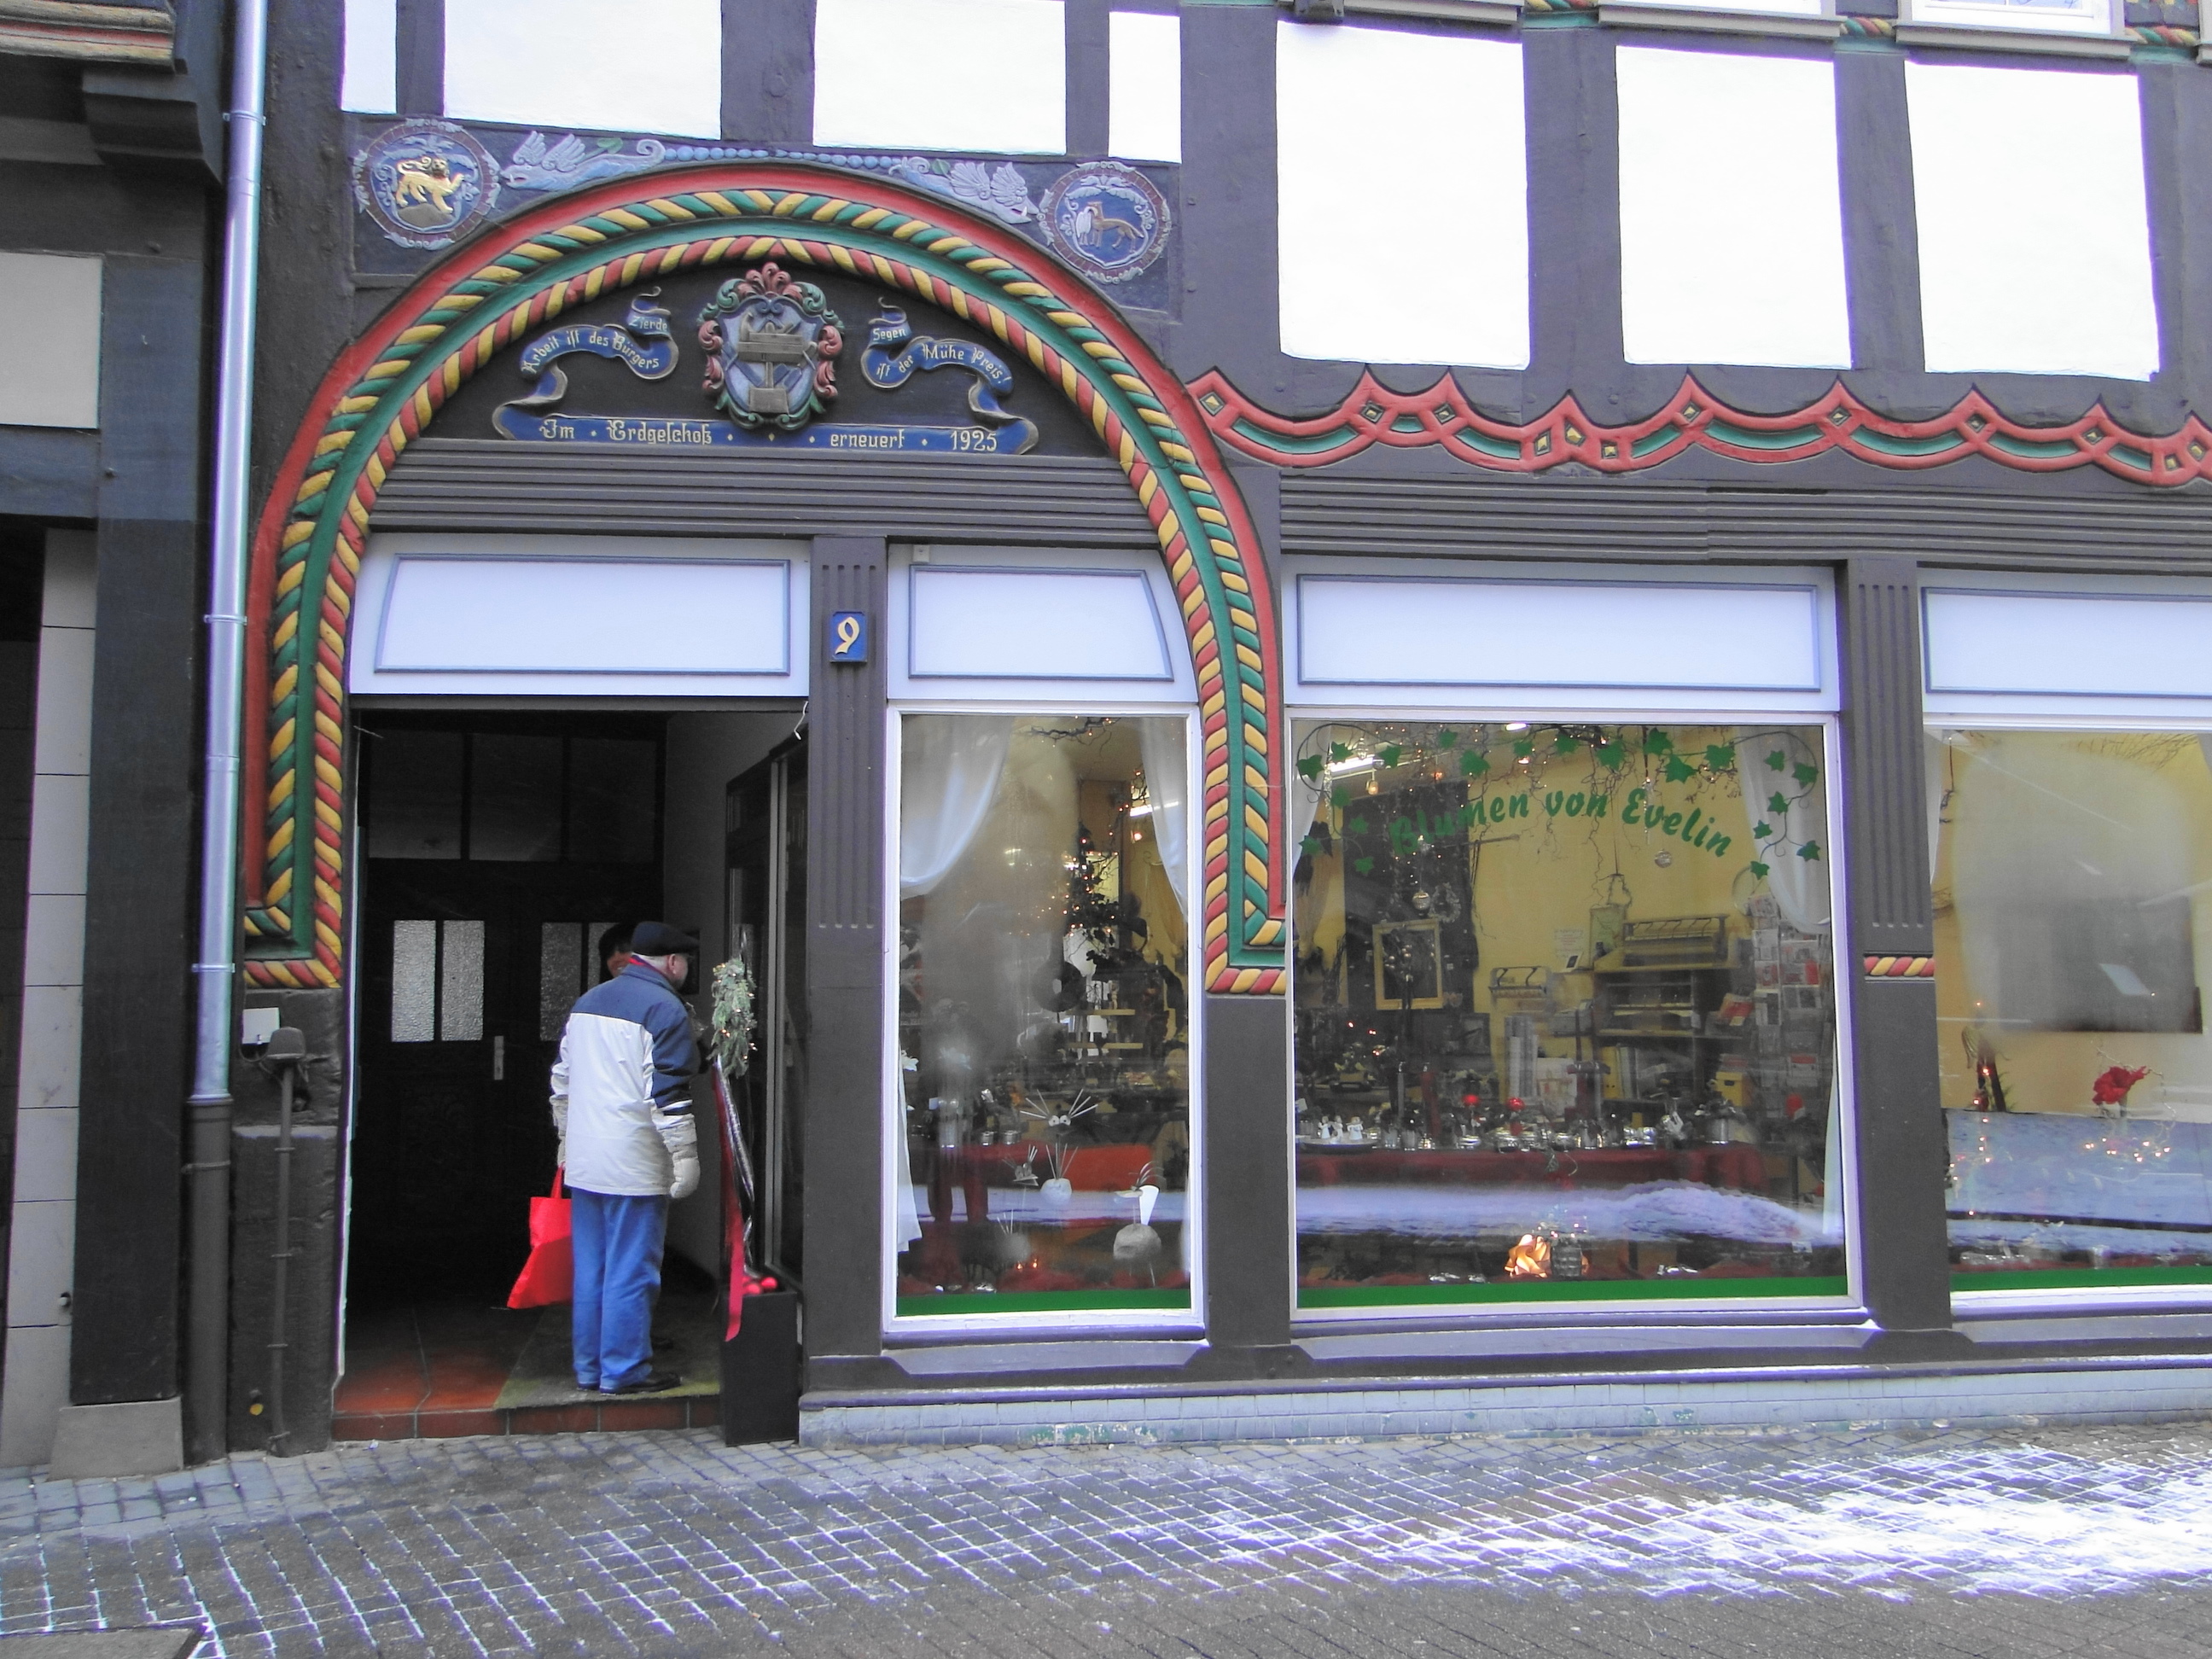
xmin=506 ymin=1167 xmax=573 ymax=1308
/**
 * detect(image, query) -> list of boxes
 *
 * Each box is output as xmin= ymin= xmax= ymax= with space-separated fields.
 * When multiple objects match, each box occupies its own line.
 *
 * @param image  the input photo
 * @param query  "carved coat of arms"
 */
xmin=696 ymin=265 xmax=844 ymax=433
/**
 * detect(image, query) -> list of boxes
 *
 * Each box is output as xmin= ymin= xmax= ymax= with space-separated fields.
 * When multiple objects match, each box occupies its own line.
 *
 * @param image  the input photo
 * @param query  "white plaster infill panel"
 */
xmin=1615 ymin=49 xmax=1850 ymax=371
xmin=1923 ymin=574 xmax=2212 ymax=721
xmin=814 ymin=0 xmax=1068 ymax=154
xmin=341 ymin=0 xmax=398 ymax=114
xmin=1286 ymin=561 xmax=1837 ymax=713
xmin=1906 ymin=63 xmax=2157 ymax=380
xmin=352 ymin=533 xmax=810 ymax=698
xmin=443 ymin=0 xmax=722 ymax=139
xmin=0 ymin=253 xmax=99 ymax=431
xmin=889 ymin=546 xmax=1196 ymax=702
xmin=1276 ymin=22 xmax=1528 ymax=370
xmin=1109 ymin=10 xmax=1181 ymax=163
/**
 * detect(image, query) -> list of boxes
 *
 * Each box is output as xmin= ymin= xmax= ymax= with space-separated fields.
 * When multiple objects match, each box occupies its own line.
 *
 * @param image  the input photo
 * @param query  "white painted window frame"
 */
xmin=879 ymin=682 xmax=1206 ymax=1338
xmin=1282 ymin=556 xmax=1841 ymax=714
xmin=1921 ymin=571 xmax=2212 ymax=727
xmin=352 ymin=533 xmax=811 ymax=700
xmin=1898 ymin=0 xmax=2128 ymax=58
xmin=1278 ymin=696 xmax=1866 ymax=1326
xmin=1924 ymin=572 xmax=2212 ymax=1316
xmin=888 ymin=544 xmax=1197 ymax=704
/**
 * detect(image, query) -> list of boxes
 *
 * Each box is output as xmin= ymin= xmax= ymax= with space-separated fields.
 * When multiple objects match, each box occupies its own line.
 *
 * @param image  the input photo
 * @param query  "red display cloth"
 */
xmin=1295 ymin=1144 xmax=1767 ymax=1192
xmin=713 ymin=1061 xmax=777 ymax=1338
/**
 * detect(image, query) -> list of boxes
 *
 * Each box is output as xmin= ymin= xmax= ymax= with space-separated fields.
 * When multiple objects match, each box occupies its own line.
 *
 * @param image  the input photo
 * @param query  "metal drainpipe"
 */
xmin=261 ymin=1028 xmax=306 ymax=1456
xmin=186 ymin=0 xmax=271 ymax=1466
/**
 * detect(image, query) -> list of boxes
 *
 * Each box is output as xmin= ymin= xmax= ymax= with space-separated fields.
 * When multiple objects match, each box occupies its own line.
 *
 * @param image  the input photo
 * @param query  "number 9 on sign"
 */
xmin=829 ymin=610 xmax=869 ymax=665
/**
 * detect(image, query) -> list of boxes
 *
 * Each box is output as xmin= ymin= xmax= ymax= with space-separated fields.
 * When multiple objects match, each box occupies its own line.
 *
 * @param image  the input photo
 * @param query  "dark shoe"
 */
xmin=603 ymin=1371 xmax=682 ymax=1395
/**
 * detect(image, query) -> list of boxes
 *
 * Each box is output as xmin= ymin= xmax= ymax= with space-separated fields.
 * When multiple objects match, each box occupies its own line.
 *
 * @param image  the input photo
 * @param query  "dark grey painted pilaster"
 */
xmin=1837 ymin=557 xmax=1955 ymax=1345
xmin=1841 ymin=559 xmax=1930 ymax=964
xmin=72 ymin=253 xmax=208 ymax=1406
xmin=800 ymin=537 xmax=887 ymax=1367
xmin=1196 ymin=457 xmax=1296 ymax=1374
xmin=1067 ymin=0 xmax=1110 ymax=157
xmin=394 ymin=0 xmax=444 ymax=118
xmin=722 ymin=0 xmax=813 ymax=144
xmin=1197 ymin=995 xmax=1295 ymax=1366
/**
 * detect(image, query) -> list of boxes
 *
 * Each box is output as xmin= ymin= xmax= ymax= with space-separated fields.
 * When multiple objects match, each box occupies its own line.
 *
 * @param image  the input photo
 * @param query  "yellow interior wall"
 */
xmin=1292 ymin=724 xmax=1828 ymax=1071
xmin=1933 ymin=732 xmax=2212 ymax=1118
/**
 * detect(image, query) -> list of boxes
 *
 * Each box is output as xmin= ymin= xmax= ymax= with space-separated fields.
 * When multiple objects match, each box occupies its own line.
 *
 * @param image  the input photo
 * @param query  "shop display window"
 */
xmin=1934 ymin=729 xmax=2212 ymax=1293
xmin=893 ymin=713 xmax=1195 ymax=1319
xmin=1290 ymin=719 xmax=1849 ymax=1310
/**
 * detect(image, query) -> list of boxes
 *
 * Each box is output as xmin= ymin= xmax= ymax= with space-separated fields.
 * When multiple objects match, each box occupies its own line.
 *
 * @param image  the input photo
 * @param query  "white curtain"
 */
xmin=1927 ymin=729 xmax=1952 ymax=880
xmin=1738 ymin=728 xmax=1832 ymax=934
xmin=895 ymin=1130 xmax=923 ymax=1247
xmin=1138 ymin=718 xmax=1190 ymax=920
xmin=899 ymin=717 xmax=1013 ymax=895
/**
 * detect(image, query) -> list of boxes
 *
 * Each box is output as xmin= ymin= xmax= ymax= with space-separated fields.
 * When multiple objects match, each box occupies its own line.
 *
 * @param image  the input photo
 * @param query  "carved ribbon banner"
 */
xmin=492 ymin=289 xmax=677 ymax=435
xmin=861 ymin=305 xmax=1038 ymax=455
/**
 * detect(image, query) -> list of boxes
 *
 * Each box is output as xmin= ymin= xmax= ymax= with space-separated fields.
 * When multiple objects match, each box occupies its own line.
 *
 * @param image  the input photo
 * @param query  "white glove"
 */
xmin=659 ymin=1111 xmax=701 ymax=1201
xmin=550 ymin=1065 xmax=569 ymax=1173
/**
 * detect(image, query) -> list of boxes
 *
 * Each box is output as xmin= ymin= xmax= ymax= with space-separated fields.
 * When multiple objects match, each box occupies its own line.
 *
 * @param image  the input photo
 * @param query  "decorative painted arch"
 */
xmin=241 ymin=164 xmax=1286 ymax=994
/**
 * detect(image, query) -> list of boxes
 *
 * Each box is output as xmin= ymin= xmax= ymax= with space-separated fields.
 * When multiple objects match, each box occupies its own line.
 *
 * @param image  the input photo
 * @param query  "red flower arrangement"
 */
xmin=2092 ymin=1065 xmax=2150 ymax=1107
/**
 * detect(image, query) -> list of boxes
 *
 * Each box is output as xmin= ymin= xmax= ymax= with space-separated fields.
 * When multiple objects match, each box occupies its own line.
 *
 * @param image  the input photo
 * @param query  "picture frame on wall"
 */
xmin=1373 ymin=920 xmax=1446 ymax=1011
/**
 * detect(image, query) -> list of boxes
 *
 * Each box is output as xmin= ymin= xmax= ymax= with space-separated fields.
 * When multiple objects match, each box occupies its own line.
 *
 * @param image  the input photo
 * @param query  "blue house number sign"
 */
xmin=829 ymin=610 xmax=869 ymax=665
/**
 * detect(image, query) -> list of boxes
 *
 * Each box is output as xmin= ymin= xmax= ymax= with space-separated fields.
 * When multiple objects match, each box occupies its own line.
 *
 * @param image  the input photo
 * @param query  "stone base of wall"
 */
xmin=801 ymin=1358 xmax=2212 ymax=1447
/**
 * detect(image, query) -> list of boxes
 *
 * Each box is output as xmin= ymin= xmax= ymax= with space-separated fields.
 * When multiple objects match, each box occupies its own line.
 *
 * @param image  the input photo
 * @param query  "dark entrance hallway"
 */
xmin=330 ymin=707 xmax=811 ymax=1439
xmin=334 ymin=709 xmax=747 ymax=1438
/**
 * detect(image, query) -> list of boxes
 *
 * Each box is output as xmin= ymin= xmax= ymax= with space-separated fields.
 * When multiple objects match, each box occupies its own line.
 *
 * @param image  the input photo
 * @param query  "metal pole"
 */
xmin=264 ymin=1030 xmax=304 ymax=1456
xmin=187 ymin=0 xmax=271 ymax=1466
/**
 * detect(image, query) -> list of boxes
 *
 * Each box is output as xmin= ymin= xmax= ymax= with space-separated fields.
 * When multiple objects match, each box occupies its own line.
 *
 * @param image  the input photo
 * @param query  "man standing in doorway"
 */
xmin=550 ymin=921 xmax=702 ymax=1394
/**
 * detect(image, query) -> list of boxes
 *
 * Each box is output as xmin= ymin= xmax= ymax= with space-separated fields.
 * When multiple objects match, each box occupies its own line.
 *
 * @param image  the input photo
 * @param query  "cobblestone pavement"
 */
xmin=0 ymin=1420 xmax=2209 ymax=1656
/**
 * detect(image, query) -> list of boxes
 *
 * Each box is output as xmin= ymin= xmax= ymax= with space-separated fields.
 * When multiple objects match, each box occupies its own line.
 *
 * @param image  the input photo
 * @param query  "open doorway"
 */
xmin=335 ymin=706 xmax=805 ymax=1438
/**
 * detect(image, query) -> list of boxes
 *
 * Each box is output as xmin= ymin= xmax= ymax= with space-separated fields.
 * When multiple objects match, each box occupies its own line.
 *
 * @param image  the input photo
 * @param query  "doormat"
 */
xmin=493 ymin=1288 xmax=720 ymax=1409
xmin=0 ymin=1630 xmax=201 ymax=1657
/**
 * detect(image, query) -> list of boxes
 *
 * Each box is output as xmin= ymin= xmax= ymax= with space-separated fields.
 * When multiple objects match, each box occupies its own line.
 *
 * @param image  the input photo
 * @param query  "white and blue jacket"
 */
xmin=550 ymin=962 xmax=699 ymax=1197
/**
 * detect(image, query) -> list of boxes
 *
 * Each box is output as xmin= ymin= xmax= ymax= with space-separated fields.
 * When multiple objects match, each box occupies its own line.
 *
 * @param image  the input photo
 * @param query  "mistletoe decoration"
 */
xmin=709 ymin=957 xmax=758 ymax=1079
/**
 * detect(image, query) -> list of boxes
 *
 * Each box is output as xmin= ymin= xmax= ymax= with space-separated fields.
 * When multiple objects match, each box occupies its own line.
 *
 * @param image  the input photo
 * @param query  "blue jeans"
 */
xmin=569 ymin=1188 xmax=668 ymax=1391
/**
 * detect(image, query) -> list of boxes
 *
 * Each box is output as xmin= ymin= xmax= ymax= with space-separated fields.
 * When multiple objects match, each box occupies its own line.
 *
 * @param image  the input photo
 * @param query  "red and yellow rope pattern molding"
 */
xmin=240 ymin=165 xmax=1288 ymax=994
xmin=1864 ymin=956 xmax=1936 ymax=980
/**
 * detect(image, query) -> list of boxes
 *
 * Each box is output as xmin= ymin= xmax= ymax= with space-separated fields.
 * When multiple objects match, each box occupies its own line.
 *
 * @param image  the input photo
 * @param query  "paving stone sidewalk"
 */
xmin=0 ymin=1419 xmax=2209 ymax=1656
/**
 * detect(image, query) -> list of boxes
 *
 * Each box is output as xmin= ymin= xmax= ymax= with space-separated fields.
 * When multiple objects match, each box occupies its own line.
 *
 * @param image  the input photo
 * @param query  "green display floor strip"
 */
xmin=1298 ymin=1277 xmax=1850 ymax=1308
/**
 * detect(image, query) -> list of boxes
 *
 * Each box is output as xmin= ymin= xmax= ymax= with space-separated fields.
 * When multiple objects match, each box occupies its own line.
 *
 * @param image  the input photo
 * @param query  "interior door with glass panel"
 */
xmin=724 ymin=740 xmax=806 ymax=1284
xmin=350 ymin=713 xmax=665 ymax=1307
